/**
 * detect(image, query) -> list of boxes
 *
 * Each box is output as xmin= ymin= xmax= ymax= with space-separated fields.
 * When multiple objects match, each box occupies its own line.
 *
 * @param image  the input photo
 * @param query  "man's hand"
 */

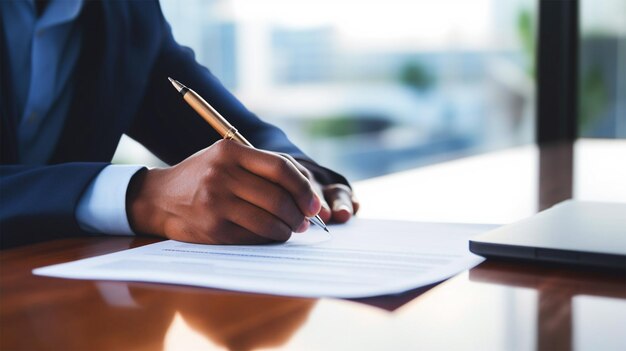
xmin=126 ymin=140 xmax=322 ymax=244
xmin=319 ymin=183 xmax=360 ymax=223
xmin=280 ymin=154 xmax=360 ymax=224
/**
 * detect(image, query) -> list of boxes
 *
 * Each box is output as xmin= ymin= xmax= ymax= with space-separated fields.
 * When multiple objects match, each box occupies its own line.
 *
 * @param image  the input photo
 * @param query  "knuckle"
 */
xmin=325 ymin=183 xmax=352 ymax=196
xmin=198 ymin=193 xmax=212 ymax=208
xmin=300 ymin=167 xmax=313 ymax=180
xmin=211 ymin=139 xmax=227 ymax=153
xmin=273 ymin=156 xmax=292 ymax=175
xmin=284 ymin=157 xmax=312 ymax=180
xmin=204 ymin=192 xmax=221 ymax=210
xmin=202 ymin=167 xmax=223 ymax=187
xmin=213 ymin=139 xmax=237 ymax=156
xmin=202 ymin=184 xmax=232 ymax=211
xmin=280 ymin=153 xmax=295 ymax=162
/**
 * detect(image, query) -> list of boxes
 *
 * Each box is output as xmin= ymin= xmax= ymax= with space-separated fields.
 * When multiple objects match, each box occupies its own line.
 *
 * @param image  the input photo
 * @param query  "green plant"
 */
xmin=399 ymin=62 xmax=434 ymax=92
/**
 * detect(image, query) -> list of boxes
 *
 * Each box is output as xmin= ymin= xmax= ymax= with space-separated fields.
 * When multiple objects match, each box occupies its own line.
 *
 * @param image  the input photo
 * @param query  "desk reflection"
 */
xmin=0 ymin=237 xmax=316 ymax=351
xmin=93 ymin=283 xmax=316 ymax=351
xmin=469 ymin=261 xmax=626 ymax=351
xmin=4 ymin=231 xmax=626 ymax=351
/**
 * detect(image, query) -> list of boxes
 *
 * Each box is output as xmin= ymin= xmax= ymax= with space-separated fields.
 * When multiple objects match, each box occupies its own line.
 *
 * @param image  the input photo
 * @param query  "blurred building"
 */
xmin=145 ymin=0 xmax=537 ymax=180
xmin=201 ymin=21 xmax=238 ymax=89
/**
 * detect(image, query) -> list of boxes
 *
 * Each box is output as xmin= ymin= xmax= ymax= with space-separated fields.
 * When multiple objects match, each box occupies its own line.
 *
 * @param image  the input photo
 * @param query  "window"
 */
xmin=579 ymin=0 xmax=626 ymax=138
xmin=120 ymin=0 xmax=538 ymax=180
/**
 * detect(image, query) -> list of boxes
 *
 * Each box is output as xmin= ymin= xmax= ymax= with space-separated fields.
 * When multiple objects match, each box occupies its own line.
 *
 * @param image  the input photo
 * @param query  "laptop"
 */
xmin=469 ymin=200 xmax=626 ymax=270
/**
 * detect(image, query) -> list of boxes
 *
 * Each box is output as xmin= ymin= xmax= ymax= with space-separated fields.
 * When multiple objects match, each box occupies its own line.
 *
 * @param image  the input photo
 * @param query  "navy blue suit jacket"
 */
xmin=0 ymin=1 xmax=346 ymax=248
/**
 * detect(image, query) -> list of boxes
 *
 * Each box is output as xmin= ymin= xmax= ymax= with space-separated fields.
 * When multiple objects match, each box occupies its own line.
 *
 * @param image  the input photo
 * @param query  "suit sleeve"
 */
xmin=126 ymin=3 xmax=349 ymax=187
xmin=0 ymin=163 xmax=108 ymax=248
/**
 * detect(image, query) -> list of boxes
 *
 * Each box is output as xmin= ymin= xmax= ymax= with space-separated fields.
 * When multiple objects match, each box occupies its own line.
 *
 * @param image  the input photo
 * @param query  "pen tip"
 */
xmin=324 ymin=227 xmax=329 ymax=233
xmin=168 ymin=77 xmax=184 ymax=93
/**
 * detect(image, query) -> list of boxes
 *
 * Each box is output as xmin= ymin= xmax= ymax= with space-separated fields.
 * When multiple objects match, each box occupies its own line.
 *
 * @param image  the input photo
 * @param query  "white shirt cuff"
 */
xmin=76 ymin=165 xmax=145 ymax=235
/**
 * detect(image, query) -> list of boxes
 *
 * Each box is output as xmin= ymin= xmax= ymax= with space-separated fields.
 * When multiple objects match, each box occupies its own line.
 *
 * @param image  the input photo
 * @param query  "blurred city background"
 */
xmin=114 ymin=0 xmax=625 ymax=181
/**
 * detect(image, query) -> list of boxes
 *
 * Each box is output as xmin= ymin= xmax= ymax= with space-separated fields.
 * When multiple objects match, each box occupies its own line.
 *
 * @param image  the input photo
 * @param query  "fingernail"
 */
xmin=333 ymin=203 xmax=352 ymax=213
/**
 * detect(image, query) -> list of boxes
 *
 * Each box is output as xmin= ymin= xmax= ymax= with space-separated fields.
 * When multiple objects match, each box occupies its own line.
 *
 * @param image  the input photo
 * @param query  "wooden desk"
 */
xmin=2 ymin=140 xmax=626 ymax=350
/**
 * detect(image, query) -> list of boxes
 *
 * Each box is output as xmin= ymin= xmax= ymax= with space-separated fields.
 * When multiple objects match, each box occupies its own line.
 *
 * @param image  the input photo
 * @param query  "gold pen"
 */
xmin=168 ymin=77 xmax=329 ymax=233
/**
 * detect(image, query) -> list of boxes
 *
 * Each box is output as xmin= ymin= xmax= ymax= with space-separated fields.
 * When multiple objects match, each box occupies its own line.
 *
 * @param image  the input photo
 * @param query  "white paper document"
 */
xmin=34 ymin=219 xmax=495 ymax=298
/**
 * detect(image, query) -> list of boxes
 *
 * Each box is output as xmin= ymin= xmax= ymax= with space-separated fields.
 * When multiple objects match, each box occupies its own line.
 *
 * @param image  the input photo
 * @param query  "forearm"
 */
xmin=0 ymin=163 xmax=107 ymax=248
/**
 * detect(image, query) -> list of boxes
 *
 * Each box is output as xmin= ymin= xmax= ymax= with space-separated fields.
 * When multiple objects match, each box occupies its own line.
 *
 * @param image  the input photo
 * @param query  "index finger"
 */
xmin=231 ymin=143 xmax=321 ymax=217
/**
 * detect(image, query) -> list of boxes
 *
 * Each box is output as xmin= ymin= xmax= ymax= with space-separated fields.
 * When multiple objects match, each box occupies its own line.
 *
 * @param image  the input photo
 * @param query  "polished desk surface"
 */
xmin=2 ymin=139 xmax=626 ymax=351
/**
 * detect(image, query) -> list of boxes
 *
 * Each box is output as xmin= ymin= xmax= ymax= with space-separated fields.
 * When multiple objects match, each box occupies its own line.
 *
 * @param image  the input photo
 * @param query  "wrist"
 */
xmin=126 ymin=168 xmax=167 ymax=236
